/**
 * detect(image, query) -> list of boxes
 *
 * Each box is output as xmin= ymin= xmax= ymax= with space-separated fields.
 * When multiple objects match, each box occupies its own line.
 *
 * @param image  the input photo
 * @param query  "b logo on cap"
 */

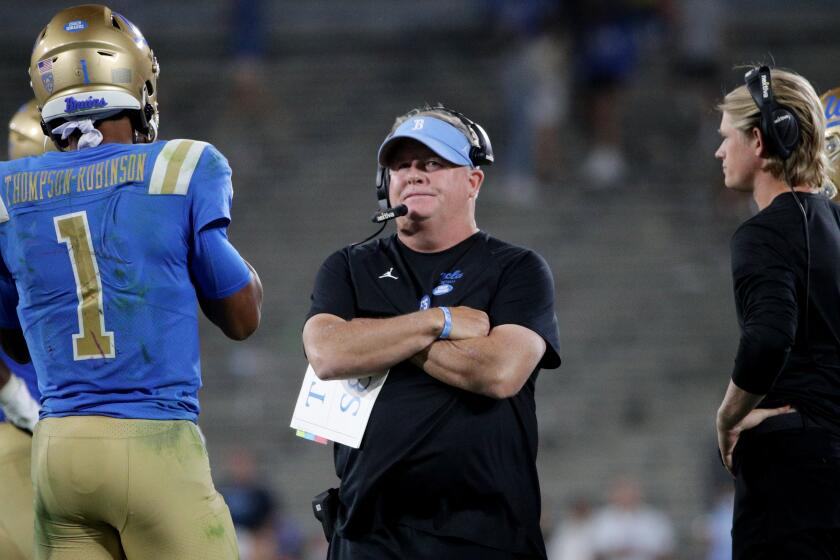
xmin=412 ymin=119 xmax=424 ymax=131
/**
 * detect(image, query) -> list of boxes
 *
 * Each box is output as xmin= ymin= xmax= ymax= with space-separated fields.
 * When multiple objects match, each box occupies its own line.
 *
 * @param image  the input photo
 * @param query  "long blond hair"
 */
xmin=718 ymin=67 xmax=834 ymax=197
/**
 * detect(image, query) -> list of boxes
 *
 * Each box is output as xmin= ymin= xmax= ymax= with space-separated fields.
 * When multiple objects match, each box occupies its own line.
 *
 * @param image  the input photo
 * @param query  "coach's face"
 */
xmin=387 ymin=139 xmax=483 ymax=222
xmin=715 ymin=111 xmax=762 ymax=192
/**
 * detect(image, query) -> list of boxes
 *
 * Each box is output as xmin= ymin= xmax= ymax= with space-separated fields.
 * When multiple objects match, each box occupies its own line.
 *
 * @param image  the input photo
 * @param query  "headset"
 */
xmin=744 ymin=66 xmax=801 ymax=159
xmin=374 ymin=106 xmax=494 ymax=210
xmin=745 ymin=65 xmax=811 ymax=342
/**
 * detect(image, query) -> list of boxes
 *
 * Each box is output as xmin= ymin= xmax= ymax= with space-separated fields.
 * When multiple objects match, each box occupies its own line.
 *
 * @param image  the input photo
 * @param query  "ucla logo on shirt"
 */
xmin=439 ymin=270 xmax=463 ymax=284
xmin=433 ymin=270 xmax=463 ymax=296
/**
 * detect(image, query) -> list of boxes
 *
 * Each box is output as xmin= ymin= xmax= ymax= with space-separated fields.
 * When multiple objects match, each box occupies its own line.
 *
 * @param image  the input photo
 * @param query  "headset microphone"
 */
xmin=371 ymin=204 xmax=407 ymax=224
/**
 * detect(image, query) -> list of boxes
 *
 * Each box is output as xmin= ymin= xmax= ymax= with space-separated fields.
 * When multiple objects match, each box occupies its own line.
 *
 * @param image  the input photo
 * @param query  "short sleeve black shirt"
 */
xmin=307 ymin=231 xmax=561 ymax=556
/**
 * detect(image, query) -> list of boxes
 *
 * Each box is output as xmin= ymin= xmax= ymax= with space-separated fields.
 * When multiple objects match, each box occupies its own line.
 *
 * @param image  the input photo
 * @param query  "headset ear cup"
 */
xmin=469 ymin=146 xmax=484 ymax=166
xmin=772 ymin=108 xmax=800 ymax=158
xmin=468 ymin=121 xmax=494 ymax=166
xmin=375 ymin=165 xmax=390 ymax=209
xmin=744 ymin=66 xmax=800 ymax=160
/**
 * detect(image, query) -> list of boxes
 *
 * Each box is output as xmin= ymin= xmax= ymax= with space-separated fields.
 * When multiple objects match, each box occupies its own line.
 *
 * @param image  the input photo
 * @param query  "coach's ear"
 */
xmin=467 ymin=168 xmax=484 ymax=199
xmin=751 ymin=127 xmax=766 ymax=158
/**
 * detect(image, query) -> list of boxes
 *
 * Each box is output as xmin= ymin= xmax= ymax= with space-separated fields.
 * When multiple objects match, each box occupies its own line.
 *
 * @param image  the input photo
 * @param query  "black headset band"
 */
xmin=744 ymin=66 xmax=800 ymax=160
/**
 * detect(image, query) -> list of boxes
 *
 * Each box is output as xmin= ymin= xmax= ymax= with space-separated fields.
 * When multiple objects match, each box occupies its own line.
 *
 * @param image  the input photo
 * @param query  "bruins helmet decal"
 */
xmin=29 ymin=4 xmax=159 ymax=142
xmin=820 ymin=87 xmax=840 ymax=199
xmin=8 ymin=99 xmax=55 ymax=159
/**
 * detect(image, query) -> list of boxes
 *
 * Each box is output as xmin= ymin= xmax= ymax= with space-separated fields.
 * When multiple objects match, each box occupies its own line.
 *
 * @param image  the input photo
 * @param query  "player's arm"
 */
xmin=303 ymin=306 xmax=488 ymax=380
xmin=191 ymin=225 xmax=262 ymax=341
xmin=411 ymin=324 xmax=546 ymax=399
xmin=197 ymin=259 xmax=262 ymax=341
xmin=186 ymin=144 xmax=261 ymax=340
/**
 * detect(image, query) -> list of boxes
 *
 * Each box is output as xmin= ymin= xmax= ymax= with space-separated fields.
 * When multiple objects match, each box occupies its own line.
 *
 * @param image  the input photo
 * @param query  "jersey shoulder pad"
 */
xmin=147 ymin=139 xmax=210 ymax=196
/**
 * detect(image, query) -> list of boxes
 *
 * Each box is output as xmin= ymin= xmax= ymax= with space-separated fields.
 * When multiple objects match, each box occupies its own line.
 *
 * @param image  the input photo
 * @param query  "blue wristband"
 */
xmin=439 ymin=307 xmax=452 ymax=340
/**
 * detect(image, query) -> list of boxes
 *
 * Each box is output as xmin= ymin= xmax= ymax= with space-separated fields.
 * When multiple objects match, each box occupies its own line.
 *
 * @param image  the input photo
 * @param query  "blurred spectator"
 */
xmin=219 ymin=448 xmax=304 ymax=560
xmin=700 ymin=486 xmax=734 ymax=560
xmin=570 ymin=1 xmax=668 ymax=189
xmin=216 ymin=0 xmax=277 ymax=171
xmin=547 ymin=497 xmax=596 ymax=560
xmin=228 ymin=0 xmax=269 ymax=119
xmin=590 ymin=478 xmax=675 ymax=560
xmin=670 ymin=0 xmax=731 ymax=213
xmin=487 ymin=0 xmax=569 ymax=206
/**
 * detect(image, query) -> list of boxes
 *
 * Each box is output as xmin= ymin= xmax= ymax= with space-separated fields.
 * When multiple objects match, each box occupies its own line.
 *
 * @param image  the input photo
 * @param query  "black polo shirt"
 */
xmin=307 ymin=231 xmax=561 ymax=557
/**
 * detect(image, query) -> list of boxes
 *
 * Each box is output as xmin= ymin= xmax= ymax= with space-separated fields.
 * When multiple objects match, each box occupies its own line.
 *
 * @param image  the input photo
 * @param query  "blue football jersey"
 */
xmin=0 ymin=140 xmax=240 ymax=421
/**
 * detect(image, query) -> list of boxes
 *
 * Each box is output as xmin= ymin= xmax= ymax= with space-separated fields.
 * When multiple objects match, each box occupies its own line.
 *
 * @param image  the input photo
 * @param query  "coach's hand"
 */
xmin=716 ymin=405 xmax=794 ymax=475
xmin=446 ymin=307 xmax=490 ymax=340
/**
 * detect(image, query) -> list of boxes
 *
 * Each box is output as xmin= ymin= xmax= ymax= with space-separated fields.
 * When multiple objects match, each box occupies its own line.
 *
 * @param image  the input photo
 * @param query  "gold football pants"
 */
xmin=32 ymin=416 xmax=238 ymax=560
xmin=0 ymin=422 xmax=34 ymax=560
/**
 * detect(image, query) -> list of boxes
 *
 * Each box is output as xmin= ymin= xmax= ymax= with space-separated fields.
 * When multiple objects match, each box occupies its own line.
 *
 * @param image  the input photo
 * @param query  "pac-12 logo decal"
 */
xmin=42 ymin=73 xmax=55 ymax=94
xmin=64 ymin=20 xmax=87 ymax=32
xmin=411 ymin=119 xmax=424 ymax=131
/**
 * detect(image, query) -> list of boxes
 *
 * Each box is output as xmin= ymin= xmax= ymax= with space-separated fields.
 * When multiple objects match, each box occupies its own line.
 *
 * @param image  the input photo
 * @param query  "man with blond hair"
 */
xmin=715 ymin=66 xmax=840 ymax=558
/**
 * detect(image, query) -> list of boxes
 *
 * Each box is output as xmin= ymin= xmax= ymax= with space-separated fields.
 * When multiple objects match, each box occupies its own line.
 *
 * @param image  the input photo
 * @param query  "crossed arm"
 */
xmin=302 ymin=307 xmax=546 ymax=399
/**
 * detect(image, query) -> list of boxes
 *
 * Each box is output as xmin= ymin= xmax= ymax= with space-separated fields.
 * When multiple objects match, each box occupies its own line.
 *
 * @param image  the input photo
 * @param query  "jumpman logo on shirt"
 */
xmin=379 ymin=267 xmax=399 ymax=280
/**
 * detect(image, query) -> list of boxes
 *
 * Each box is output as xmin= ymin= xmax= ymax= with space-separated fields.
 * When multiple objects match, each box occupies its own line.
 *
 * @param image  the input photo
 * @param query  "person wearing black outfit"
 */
xmin=302 ymin=105 xmax=561 ymax=559
xmin=714 ymin=67 xmax=840 ymax=558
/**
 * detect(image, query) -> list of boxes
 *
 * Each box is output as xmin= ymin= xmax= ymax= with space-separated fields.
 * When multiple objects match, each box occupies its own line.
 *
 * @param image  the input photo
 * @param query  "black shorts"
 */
xmin=732 ymin=414 xmax=840 ymax=559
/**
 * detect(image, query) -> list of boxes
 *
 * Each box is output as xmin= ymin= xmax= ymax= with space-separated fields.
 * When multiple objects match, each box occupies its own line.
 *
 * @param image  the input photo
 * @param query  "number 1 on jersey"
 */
xmin=54 ymin=211 xmax=115 ymax=360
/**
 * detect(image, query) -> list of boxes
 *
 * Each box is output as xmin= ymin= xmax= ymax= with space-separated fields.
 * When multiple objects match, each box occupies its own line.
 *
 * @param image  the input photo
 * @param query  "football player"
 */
xmin=820 ymin=86 xmax=840 ymax=199
xmin=0 ymin=99 xmax=45 ymax=560
xmin=0 ymin=6 xmax=262 ymax=559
